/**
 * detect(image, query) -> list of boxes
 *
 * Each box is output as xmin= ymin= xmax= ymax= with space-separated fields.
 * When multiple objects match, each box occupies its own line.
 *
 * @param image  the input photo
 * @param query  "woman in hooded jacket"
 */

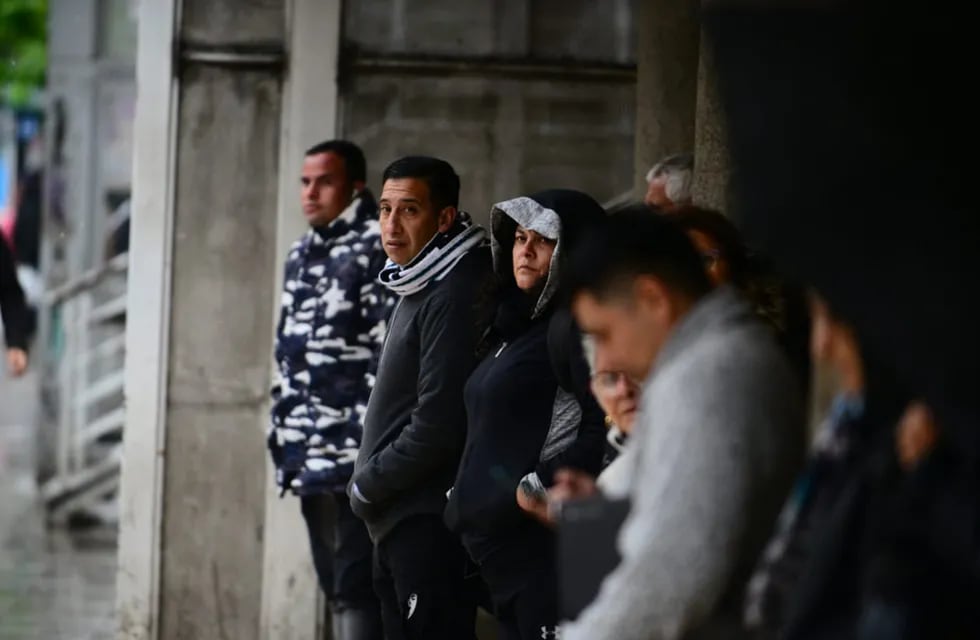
xmin=444 ymin=189 xmax=607 ymax=640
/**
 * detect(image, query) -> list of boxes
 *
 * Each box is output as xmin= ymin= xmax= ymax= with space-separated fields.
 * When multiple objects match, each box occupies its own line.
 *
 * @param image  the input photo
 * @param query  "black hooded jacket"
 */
xmin=445 ymin=189 xmax=606 ymax=562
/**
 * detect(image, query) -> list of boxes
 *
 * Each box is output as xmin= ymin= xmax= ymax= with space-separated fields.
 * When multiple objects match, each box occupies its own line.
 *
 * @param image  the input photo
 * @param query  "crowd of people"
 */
xmin=264 ymin=137 xmax=970 ymax=640
xmin=2 ymin=4 xmax=968 ymax=638
xmin=0 ymin=130 xmax=963 ymax=639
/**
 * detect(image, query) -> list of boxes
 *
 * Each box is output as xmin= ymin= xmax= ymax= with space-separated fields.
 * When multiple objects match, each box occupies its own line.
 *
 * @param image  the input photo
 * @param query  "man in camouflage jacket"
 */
xmin=268 ymin=140 xmax=392 ymax=638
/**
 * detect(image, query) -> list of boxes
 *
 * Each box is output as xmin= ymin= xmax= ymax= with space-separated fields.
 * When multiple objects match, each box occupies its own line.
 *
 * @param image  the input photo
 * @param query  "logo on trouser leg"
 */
xmin=540 ymin=626 xmax=562 ymax=639
xmin=406 ymin=593 xmax=418 ymax=620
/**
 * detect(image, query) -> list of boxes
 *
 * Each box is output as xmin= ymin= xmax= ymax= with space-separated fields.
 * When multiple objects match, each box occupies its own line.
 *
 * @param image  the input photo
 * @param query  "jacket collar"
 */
xmin=649 ymin=286 xmax=757 ymax=378
xmin=310 ymin=189 xmax=376 ymax=242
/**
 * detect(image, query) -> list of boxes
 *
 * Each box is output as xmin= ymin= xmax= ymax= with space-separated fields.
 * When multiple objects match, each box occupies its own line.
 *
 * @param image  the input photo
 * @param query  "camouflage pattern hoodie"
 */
xmin=268 ymin=190 xmax=393 ymax=496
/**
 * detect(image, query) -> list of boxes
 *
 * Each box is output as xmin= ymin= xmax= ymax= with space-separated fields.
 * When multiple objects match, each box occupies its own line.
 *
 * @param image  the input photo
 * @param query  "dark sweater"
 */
xmin=350 ymin=247 xmax=493 ymax=543
xmin=445 ymin=299 xmax=605 ymax=562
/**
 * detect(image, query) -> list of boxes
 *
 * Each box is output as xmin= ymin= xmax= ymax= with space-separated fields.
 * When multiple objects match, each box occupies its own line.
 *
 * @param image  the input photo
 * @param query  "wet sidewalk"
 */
xmin=0 ymin=367 xmax=117 ymax=639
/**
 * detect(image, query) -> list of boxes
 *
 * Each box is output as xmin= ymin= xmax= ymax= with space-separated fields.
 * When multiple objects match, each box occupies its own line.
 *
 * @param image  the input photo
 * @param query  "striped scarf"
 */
xmin=377 ymin=211 xmax=487 ymax=296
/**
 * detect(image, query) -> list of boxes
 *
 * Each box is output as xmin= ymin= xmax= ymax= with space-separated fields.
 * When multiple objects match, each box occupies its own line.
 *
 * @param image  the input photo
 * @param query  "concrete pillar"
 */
xmin=691 ymin=32 xmax=732 ymax=212
xmin=117 ymin=0 xmax=287 ymax=638
xmin=632 ymin=0 xmax=701 ymax=196
xmin=260 ymin=2 xmax=343 ymax=638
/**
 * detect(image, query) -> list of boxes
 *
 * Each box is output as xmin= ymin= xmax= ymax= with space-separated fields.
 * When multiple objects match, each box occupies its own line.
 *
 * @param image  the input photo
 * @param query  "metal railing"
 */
xmin=39 ymin=252 xmax=128 ymax=526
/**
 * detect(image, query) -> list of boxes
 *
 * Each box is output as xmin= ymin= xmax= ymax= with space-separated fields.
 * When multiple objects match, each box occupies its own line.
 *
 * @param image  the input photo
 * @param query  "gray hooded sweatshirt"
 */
xmin=563 ymin=287 xmax=805 ymax=640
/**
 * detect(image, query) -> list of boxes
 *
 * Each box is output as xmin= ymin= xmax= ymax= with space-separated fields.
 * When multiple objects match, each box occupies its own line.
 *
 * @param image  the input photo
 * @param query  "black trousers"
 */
xmin=372 ymin=515 xmax=478 ymax=640
xmin=301 ymin=492 xmax=380 ymax=614
xmin=477 ymin=540 xmax=561 ymax=640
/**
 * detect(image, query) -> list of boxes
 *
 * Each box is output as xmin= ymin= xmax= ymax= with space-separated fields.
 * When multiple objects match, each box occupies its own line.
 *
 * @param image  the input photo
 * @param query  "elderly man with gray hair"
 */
xmin=645 ymin=153 xmax=694 ymax=212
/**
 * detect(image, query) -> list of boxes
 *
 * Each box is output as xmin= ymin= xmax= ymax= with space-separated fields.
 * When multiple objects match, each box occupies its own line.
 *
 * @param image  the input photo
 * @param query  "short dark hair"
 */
xmin=381 ymin=156 xmax=460 ymax=211
xmin=567 ymin=204 xmax=712 ymax=302
xmin=305 ymin=139 xmax=367 ymax=184
xmin=671 ymin=206 xmax=750 ymax=287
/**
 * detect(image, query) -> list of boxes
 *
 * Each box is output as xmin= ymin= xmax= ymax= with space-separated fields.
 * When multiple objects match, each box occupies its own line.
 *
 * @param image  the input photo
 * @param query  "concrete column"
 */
xmin=613 ymin=0 xmax=633 ymax=64
xmin=692 ymin=32 xmax=732 ymax=212
xmin=115 ymin=1 xmax=178 ymax=635
xmin=632 ymin=0 xmax=700 ymax=196
xmin=117 ymin=0 xmax=286 ymax=638
xmin=260 ymin=2 xmax=343 ymax=639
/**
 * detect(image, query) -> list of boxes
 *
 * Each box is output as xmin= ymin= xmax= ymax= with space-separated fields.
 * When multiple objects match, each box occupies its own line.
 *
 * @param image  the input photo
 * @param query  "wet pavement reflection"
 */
xmin=0 ymin=369 xmax=117 ymax=639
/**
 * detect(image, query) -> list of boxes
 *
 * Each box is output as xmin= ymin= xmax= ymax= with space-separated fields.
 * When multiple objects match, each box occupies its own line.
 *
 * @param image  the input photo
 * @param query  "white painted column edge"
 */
xmin=259 ymin=1 xmax=344 ymax=638
xmin=115 ymin=0 xmax=179 ymax=638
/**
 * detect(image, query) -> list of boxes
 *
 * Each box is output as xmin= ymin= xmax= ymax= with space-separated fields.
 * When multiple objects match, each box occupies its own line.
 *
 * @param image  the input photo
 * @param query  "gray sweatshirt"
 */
xmin=563 ymin=287 xmax=805 ymax=640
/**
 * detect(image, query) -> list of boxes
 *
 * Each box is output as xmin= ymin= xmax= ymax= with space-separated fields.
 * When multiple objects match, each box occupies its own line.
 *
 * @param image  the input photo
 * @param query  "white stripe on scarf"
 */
xmin=377 ymin=212 xmax=488 ymax=296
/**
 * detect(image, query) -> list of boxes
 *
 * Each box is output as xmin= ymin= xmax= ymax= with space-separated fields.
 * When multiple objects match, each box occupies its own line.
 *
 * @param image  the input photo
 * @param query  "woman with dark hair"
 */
xmin=672 ymin=206 xmax=751 ymax=289
xmin=445 ymin=190 xmax=607 ymax=640
xmin=673 ymin=206 xmax=811 ymax=392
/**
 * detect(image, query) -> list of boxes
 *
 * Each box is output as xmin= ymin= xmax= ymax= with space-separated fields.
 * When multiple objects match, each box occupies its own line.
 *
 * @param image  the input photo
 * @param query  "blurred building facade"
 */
xmin=46 ymin=0 xmax=137 ymax=281
xmin=30 ymin=0 xmax=136 ymax=529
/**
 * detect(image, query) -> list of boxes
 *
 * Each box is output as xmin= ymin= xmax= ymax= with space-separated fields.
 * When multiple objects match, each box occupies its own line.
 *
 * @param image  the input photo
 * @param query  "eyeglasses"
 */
xmin=590 ymin=371 xmax=639 ymax=398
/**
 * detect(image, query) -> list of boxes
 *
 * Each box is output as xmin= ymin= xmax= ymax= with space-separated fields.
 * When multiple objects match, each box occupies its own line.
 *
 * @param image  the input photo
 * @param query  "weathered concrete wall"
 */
xmin=345 ymin=0 xmax=636 ymax=60
xmin=157 ymin=2 xmax=284 ymax=638
xmin=632 ymin=0 xmax=700 ymax=196
xmin=341 ymin=0 xmax=638 ymax=220
xmin=528 ymin=0 xmax=636 ymax=61
xmin=342 ymin=76 xmax=635 ymax=224
xmin=180 ymin=0 xmax=283 ymax=44
xmin=692 ymin=33 xmax=732 ymax=212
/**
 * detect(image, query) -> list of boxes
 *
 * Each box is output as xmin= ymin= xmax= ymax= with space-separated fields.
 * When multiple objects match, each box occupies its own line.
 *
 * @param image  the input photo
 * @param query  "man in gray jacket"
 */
xmin=562 ymin=207 xmax=805 ymax=639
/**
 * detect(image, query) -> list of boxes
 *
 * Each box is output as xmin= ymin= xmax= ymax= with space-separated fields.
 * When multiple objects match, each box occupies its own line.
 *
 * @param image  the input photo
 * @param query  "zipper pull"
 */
xmin=495 ymin=342 xmax=508 ymax=358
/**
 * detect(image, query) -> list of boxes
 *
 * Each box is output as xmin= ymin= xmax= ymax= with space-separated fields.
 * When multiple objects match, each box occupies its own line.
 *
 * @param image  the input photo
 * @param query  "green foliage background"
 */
xmin=0 ymin=0 xmax=47 ymax=106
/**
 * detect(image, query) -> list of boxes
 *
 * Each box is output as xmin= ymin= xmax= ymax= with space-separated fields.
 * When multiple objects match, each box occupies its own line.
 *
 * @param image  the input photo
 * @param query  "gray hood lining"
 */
xmin=490 ymin=196 xmax=564 ymax=318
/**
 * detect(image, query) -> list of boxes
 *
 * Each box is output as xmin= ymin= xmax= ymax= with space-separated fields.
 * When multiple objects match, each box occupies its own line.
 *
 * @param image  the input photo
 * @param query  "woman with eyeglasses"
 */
xmin=539 ymin=340 xmax=644 ymax=506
